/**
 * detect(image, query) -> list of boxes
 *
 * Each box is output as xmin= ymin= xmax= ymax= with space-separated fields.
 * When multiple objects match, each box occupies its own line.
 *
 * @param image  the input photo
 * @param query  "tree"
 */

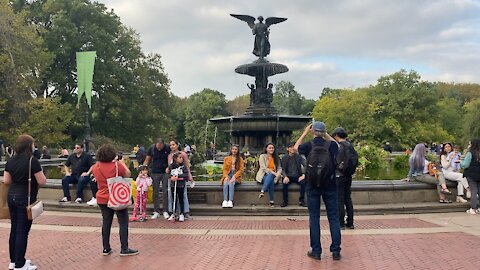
xmin=184 ymin=89 xmax=228 ymax=147
xmin=226 ymin=94 xmax=249 ymax=116
xmin=272 ymin=81 xmax=304 ymax=115
xmin=463 ymin=99 xmax=480 ymax=142
xmin=0 ymin=0 xmax=52 ymax=142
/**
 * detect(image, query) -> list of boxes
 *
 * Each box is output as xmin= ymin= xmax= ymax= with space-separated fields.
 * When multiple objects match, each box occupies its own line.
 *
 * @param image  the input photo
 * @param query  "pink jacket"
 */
xmin=136 ymin=175 xmax=152 ymax=192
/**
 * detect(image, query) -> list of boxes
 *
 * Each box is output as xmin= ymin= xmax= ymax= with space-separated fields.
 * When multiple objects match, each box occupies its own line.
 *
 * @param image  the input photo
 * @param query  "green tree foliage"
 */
xmin=12 ymin=0 xmax=173 ymax=145
xmin=16 ymin=98 xmax=74 ymax=146
xmin=313 ymin=70 xmax=453 ymax=148
xmin=273 ymin=80 xmax=313 ymax=115
xmin=463 ymin=99 xmax=480 ymax=141
xmin=0 ymin=0 xmax=52 ymax=142
xmin=226 ymin=94 xmax=249 ymax=116
xmin=184 ymin=89 xmax=228 ymax=147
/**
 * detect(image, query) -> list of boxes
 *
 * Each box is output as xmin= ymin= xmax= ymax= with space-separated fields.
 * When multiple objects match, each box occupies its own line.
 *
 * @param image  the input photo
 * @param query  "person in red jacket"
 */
xmin=92 ymin=144 xmax=138 ymax=257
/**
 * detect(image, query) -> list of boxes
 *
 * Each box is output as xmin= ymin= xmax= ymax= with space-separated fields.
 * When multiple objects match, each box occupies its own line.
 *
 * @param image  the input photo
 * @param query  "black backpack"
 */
xmin=306 ymin=141 xmax=334 ymax=188
xmin=336 ymin=141 xmax=359 ymax=176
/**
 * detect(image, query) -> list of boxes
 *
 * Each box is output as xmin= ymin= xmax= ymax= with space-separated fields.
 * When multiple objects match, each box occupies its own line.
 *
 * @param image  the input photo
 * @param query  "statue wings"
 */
xmin=230 ymin=14 xmax=287 ymax=29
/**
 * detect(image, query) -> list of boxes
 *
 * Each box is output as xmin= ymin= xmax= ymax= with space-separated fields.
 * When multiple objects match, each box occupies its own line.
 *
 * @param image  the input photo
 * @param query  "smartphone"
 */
xmin=117 ymin=152 xmax=123 ymax=160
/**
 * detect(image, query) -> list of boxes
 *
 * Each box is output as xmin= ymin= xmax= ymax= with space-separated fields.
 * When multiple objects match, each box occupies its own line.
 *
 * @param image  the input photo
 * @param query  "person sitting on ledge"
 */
xmin=440 ymin=142 xmax=471 ymax=203
xmin=58 ymin=144 xmax=96 ymax=204
xmin=408 ymin=143 xmax=453 ymax=203
xmin=221 ymin=144 xmax=244 ymax=208
xmin=280 ymin=143 xmax=306 ymax=207
xmin=256 ymin=143 xmax=282 ymax=207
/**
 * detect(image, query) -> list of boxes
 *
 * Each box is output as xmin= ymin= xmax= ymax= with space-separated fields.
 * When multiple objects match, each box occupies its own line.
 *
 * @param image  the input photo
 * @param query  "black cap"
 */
xmin=332 ymin=127 xmax=347 ymax=137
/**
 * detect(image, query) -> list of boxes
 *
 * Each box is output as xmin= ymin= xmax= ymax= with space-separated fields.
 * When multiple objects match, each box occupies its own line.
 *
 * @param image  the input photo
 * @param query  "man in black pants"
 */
xmin=332 ymin=127 xmax=356 ymax=230
xmin=280 ymin=143 xmax=306 ymax=207
xmin=143 ymin=138 xmax=170 ymax=220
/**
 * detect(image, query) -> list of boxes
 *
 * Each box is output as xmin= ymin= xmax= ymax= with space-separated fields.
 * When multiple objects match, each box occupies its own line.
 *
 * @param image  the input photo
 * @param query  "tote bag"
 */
xmin=106 ymin=162 xmax=132 ymax=210
xmin=0 ymin=181 xmax=9 ymax=219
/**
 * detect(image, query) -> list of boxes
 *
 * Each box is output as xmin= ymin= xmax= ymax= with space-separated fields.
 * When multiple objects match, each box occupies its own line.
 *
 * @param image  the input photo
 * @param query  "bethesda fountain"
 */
xmin=210 ymin=14 xmax=311 ymax=153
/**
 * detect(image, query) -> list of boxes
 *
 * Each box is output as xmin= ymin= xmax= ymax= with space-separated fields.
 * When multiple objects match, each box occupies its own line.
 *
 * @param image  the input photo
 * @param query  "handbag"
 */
xmin=106 ymin=162 xmax=132 ymax=210
xmin=0 ymin=180 xmax=9 ymax=219
xmin=27 ymin=156 xmax=44 ymax=220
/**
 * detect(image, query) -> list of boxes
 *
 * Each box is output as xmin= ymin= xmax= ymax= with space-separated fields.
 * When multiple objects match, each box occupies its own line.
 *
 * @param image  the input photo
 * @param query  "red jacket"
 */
xmin=92 ymin=162 xmax=127 ymax=205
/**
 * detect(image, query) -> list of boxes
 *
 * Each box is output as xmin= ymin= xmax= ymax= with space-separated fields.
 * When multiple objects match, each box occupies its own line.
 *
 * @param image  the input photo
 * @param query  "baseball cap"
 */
xmin=332 ymin=127 xmax=347 ymax=137
xmin=312 ymin=122 xmax=326 ymax=132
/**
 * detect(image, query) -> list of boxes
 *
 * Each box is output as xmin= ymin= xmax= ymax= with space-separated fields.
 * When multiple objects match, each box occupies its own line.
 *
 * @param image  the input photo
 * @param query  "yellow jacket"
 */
xmin=221 ymin=156 xmax=245 ymax=184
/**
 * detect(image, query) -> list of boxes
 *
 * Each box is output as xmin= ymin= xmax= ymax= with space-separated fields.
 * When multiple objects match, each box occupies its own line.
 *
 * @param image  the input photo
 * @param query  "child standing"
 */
xmin=168 ymin=152 xmax=189 ymax=222
xmin=131 ymin=165 xmax=152 ymax=221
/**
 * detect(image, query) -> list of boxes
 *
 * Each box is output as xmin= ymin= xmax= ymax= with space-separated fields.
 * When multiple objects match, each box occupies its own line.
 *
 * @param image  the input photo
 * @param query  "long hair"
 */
xmin=14 ymin=134 xmax=34 ymax=156
xmin=262 ymin=142 xmax=280 ymax=167
xmin=440 ymin=142 xmax=453 ymax=157
xmin=229 ymin=145 xmax=241 ymax=170
xmin=409 ymin=143 xmax=426 ymax=170
xmin=470 ymin=139 xmax=480 ymax=161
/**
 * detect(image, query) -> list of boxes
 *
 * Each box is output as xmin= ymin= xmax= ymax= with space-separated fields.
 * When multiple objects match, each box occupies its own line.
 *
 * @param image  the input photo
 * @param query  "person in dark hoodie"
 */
xmin=280 ymin=143 xmax=306 ymax=207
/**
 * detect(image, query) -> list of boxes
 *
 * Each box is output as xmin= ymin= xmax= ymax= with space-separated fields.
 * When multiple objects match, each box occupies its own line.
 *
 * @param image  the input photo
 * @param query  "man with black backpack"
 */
xmin=294 ymin=122 xmax=341 ymax=261
xmin=332 ymin=127 xmax=358 ymax=230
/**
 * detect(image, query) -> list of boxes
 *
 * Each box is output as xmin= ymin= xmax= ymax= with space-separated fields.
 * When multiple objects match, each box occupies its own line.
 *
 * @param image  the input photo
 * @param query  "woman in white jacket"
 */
xmin=440 ymin=143 xmax=471 ymax=203
xmin=256 ymin=143 xmax=282 ymax=207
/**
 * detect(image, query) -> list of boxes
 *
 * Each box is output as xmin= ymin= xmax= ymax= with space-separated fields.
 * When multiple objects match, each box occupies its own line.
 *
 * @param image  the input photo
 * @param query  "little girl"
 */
xmin=451 ymin=145 xmax=462 ymax=172
xmin=168 ymin=152 xmax=189 ymax=222
xmin=130 ymin=165 xmax=152 ymax=221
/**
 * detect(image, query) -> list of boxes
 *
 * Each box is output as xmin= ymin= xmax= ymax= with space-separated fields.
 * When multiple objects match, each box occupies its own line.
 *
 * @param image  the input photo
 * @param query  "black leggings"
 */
xmin=98 ymin=204 xmax=129 ymax=251
xmin=171 ymin=185 xmax=185 ymax=214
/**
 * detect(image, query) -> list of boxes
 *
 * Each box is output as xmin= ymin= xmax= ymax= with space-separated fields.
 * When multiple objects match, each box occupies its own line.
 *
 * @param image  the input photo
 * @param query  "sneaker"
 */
xmin=299 ymin=201 xmax=307 ymax=207
xmin=466 ymin=208 xmax=477 ymax=214
xmin=227 ymin=200 xmax=233 ymax=208
xmin=9 ymin=260 xmax=32 ymax=270
xmin=163 ymin=211 xmax=170 ymax=219
xmin=456 ymin=196 xmax=468 ymax=203
xmin=151 ymin=212 xmax=160 ymax=219
xmin=280 ymin=201 xmax=288 ymax=207
xmin=179 ymin=214 xmax=185 ymax=222
xmin=168 ymin=214 xmax=175 ymax=221
xmin=13 ymin=261 xmax=37 ymax=270
xmin=86 ymin=197 xmax=97 ymax=206
xmin=120 ymin=248 xmax=139 ymax=257
xmin=259 ymin=191 xmax=264 ymax=198
xmin=102 ymin=248 xmax=112 ymax=256
xmin=307 ymin=251 xmax=321 ymax=260
xmin=332 ymin=251 xmax=341 ymax=260
xmin=222 ymin=200 xmax=228 ymax=208
xmin=58 ymin=197 xmax=70 ymax=203
xmin=269 ymin=201 xmax=275 ymax=208
xmin=74 ymin=198 xmax=83 ymax=204
xmin=346 ymin=224 xmax=355 ymax=230
xmin=184 ymin=213 xmax=193 ymax=220
xmin=466 ymin=190 xmax=471 ymax=199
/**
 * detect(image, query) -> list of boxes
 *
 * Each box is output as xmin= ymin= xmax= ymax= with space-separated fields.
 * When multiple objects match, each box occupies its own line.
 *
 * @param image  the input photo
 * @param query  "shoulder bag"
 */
xmin=27 ymin=156 xmax=44 ymax=220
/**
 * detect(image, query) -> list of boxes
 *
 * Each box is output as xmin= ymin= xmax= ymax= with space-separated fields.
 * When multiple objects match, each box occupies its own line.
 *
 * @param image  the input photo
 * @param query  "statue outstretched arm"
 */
xmin=230 ymin=14 xmax=256 ymax=29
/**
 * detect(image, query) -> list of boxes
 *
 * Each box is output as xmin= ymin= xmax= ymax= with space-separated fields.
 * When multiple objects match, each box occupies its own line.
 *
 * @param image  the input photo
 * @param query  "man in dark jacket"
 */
xmin=294 ymin=122 xmax=341 ymax=261
xmin=280 ymin=143 xmax=306 ymax=207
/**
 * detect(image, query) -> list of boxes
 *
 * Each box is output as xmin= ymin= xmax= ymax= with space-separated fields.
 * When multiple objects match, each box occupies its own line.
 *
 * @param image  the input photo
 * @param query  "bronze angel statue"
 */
xmin=230 ymin=14 xmax=287 ymax=59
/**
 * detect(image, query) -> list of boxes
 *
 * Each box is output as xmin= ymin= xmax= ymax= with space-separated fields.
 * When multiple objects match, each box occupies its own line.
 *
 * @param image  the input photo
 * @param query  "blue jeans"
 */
xmin=8 ymin=194 xmax=33 ymax=269
xmin=282 ymin=176 xmax=306 ymax=203
xmin=61 ymin=175 xmax=91 ymax=200
xmin=223 ymin=179 xmax=237 ymax=202
xmin=307 ymin=183 xmax=341 ymax=256
xmin=168 ymin=180 xmax=190 ymax=214
xmin=262 ymin=173 xmax=276 ymax=201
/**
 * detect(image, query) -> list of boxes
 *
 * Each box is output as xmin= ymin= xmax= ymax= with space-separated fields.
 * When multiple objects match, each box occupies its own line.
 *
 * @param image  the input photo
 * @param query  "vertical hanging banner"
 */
xmin=76 ymin=51 xmax=97 ymax=108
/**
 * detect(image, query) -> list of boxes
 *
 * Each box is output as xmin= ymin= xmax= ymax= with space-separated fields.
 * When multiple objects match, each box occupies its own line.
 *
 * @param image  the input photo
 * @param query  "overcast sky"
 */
xmin=98 ymin=0 xmax=480 ymax=99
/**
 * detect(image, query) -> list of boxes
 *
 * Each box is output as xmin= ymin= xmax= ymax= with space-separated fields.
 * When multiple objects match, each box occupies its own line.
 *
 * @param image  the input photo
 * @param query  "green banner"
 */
xmin=76 ymin=51 xmax=96 ymax=108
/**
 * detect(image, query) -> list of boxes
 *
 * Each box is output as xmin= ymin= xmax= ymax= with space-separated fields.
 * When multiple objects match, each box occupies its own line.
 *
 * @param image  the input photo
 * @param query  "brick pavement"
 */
xmin=1 ymin=212 xmax=480 ymax=270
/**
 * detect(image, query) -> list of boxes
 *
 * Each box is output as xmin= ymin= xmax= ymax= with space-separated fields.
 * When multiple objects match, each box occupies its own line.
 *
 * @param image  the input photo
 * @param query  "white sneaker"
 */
xmin=151 ymin=212 xmax=160 ymax=219
xmin=456 ymin=196 xmax=468 ymax=203
xmin=58 ymin=197 xmax=70 ymax=203
xmin=466 ymin=208 xmax=477 ymax=214
xmin=466 ymin=190 xmax=471 ymax=199
xmin=163 ymin=211 xmax=170 ymax=219
xmin=222 ymin=200 xmax=228 ymax=208
xmin=168 ymin=214 xmax=175 ymax=221
xmin=179 ymin=214 xmax=185 ymax=222
xmin=8 ymin=260 xmax=31 ymax=270
xmin=74 ymin=198 xmax=83 ymax=204
xmin=13 ymin=260 xmax=37 ymax=270
xmin=227 ymin=201 xmax=233 ymax=208
xmin=86 ymin=197 xmax=97 ymax=206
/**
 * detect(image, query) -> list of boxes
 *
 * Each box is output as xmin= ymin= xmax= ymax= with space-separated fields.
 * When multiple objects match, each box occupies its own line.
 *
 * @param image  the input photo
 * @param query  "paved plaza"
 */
xmin=1 ymin=211 xmax=480 ymax=270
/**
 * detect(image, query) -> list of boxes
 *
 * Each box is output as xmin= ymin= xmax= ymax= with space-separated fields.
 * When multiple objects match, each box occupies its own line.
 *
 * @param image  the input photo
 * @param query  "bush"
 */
xmin=393 ymin=154 xmax=410 ymax=169
xmin=357 ymin=145 xmax=389 ymax=170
